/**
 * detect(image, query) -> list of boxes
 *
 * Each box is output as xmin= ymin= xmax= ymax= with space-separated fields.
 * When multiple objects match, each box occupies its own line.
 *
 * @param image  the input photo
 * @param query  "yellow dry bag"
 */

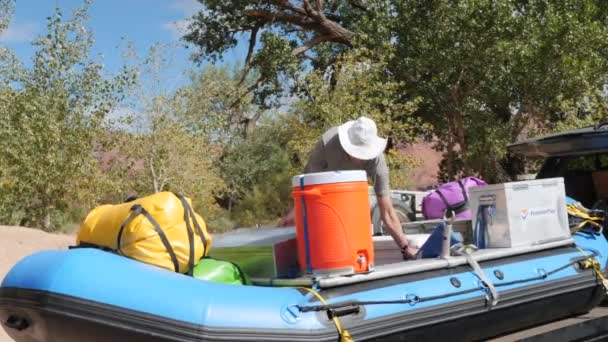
xmin=76 ymin=192 xmax=212 ymax=274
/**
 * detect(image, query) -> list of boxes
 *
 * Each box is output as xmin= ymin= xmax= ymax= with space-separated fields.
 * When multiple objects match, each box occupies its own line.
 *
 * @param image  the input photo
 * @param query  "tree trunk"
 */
xmin=149 ymin=157 xmax=160 ymax=193
xmin=42 ymin=211 xmax=51 ymax=232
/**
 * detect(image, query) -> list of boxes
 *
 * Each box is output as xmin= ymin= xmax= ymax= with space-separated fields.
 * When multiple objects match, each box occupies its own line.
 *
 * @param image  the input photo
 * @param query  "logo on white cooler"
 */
xmin=520 ymin=208 xmax=556 ymax=220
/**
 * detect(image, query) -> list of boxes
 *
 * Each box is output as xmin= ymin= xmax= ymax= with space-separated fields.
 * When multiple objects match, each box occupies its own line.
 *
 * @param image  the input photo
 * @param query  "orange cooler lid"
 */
xmin=292 ymin=170 xmax=367 ymax=187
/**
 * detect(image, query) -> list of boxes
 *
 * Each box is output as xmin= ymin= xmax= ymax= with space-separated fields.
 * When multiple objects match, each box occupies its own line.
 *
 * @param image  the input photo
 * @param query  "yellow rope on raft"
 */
xmin=567 ymin=205 xmax=603 ymax=234
xmin=576 ymin=247 xmax=608 ymax=294
xmin=300 ymin=287 xmax=355 ymax=342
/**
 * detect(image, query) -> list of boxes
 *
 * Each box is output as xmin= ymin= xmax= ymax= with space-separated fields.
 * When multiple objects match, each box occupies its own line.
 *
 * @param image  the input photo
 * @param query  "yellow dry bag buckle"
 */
xmin=577 ymin=247 xmax=608 ymax=295
xmin=299 ymin=287 xmax=355 ymax=342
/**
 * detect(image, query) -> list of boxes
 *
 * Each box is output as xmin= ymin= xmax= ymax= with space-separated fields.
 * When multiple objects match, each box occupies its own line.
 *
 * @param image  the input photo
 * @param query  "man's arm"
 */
xmin=377 ymin=195 xmax=417 ymax=260
xmin=377 ymin=196 xmax=407 ymax=247
xmin=371 ymin=155 xmax=416 ymax=258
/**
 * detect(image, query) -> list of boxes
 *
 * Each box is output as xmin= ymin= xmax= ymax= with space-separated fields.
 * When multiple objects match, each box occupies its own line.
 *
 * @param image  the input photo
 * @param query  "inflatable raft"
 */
xmin=1 ymin=231 xmax=607 ymax=342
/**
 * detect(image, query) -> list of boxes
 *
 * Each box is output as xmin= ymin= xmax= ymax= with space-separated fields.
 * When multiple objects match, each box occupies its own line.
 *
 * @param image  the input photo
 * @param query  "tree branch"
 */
xmin=244 ymin=9 xmax=315 ymax=27
xmin=302 ymin=0 xmax=316 ymax=16
xmin=348 ymin=0 xmax=368 ymax=11
xmin=273 ymin=0 xmax=307 ymax=16
xmin=230 ymin=76 xmax=265 ymax=109
xmin=315 ymin=0 xmax=324 ymax=13
xmin=293 ymin=35 xmax=332 ymax=55
xmin=149 ymin=156 xmax=159 ymax=193
xmin=239 ymin=25 xmax=260 ymax=85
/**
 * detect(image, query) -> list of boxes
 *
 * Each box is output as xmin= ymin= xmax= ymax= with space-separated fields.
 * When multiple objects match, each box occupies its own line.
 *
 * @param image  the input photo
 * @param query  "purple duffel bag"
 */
xmin=422 ymin=177 xmax=487 ymax=220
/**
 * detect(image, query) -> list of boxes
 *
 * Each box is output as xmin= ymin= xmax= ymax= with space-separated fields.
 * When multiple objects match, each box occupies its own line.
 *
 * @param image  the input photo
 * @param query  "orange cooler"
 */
xmin=292 ymin=170 xmax=374 ymax=276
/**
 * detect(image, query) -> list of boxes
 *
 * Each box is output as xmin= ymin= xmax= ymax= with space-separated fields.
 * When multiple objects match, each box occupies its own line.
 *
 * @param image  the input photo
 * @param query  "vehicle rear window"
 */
xmin=566 ymin=154 xmax=608 ymax=172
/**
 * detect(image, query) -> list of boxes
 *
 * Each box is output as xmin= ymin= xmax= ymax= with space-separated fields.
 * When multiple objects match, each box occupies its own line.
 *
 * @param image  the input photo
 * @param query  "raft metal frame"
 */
xmin=251 ymin=238 xmax=576 ymax=288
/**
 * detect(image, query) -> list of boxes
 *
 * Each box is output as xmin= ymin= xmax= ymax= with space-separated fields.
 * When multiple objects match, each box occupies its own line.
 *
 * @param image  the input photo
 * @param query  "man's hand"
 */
xmin=278 ymin=207 xmax=296 ymax=227
xmin=377 ymin=195 xmax=417 ymax=259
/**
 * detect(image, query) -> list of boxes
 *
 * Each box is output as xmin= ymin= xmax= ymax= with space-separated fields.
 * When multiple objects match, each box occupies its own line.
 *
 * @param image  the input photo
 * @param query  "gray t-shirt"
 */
xmin=304 ymin=127 xmax=390 ymax=196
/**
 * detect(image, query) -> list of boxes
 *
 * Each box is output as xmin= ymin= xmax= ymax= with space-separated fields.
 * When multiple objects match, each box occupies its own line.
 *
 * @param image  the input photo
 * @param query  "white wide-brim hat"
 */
xmin=338 ymin=117 xmax=387 ymax=160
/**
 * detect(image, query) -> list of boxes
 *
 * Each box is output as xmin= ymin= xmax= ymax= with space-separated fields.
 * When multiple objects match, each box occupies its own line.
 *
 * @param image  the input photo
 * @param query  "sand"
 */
xmin=0 ymin=226 xmax=75 ymax=342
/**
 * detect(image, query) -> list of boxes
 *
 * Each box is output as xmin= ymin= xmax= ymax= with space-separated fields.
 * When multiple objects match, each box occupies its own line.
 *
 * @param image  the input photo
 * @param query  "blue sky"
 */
xmin=0 ymin=0 xmax=248 ymax=92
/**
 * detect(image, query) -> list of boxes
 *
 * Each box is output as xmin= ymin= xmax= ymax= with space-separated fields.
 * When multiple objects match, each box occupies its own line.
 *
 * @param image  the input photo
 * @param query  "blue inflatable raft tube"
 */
xmin=1 ymin=232 xmax=607 ymax=342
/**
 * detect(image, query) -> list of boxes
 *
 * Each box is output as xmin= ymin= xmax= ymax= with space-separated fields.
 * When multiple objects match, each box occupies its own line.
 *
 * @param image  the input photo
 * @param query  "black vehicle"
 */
xmin=509 ymin=122 xmax=608 ymax=209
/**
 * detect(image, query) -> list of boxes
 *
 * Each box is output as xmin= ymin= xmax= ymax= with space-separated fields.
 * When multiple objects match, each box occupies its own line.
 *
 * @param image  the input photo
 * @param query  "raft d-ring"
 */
xmin=280 ymin=304 xmax=302 ymax=324
xmin=404 ymin=293 xmax=420 ymax=306
xmin=536 ymin=268 xmax=548 ymax=279
xmin=477 ymin=279 xmax=491 ymax=295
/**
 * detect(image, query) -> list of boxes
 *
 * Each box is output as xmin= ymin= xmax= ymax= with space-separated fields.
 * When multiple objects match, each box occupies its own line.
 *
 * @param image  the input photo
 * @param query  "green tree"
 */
xmin=0 ymin=0 xmax=24 ymax=86
xmin=183 ymin=1 xmax=608 ymax=185
xmin=98 ymin=45 xmax=228 ymax=231
xmin=178 ymin=66 xmax=259 ymax=141
xmin=177 ymin=66 xmax=268 ymax=226
xmin=385 ymin=0 xmax=608 ymax=182
xmin=221 ymin=121 xmax=293 ymax=226
xmin=183 ymin=1 xmax=373 ymax=114
xmin=0 ymin=0 xmax=13 ymax=32
xmin=0 ymin=2 xmax=133 ymax=230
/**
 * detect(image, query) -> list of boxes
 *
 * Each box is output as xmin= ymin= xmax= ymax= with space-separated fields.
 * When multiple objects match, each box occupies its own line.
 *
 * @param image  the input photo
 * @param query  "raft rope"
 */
xmin=576 ymin=247 xmax=608 ymax=295
xmin=300 ymin=287 xmax=354 ymax=342
xmin=452 ymin=245 xmax=499 ymax=307
xmin=297 ymin=250 xmax=600 ymax=313
xmin=567 ymin=204 xmax=603 ymax=234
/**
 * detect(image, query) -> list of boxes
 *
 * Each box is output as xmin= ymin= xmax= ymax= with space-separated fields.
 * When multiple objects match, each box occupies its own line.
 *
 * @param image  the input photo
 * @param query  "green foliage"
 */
xmin=178 ymin=65 xmax=254 ymax=142
xmin=97 ymin=46 xmax=228 ymax=231
xmin=183 ymin=0 xmax=259 ymax=63
xmin=0 ymin=0 xmax=14 ymax=33
xmin=184 ymin=0 xmax=608 ymax=185
xmin=553 ymin=90 xmax=608 ymax=132
xmin=385 ymin=149 xmax=419 ymax=190
xmin=383 ymin=0 xmax=608 ymax=182
xmin=184 ymin=1 xmax=367 ymax=109
xmin=212 ymin=51 xmax=422 ymax=228
xmin=220 ymin=121 xmax=293 ymax=226
xmin=0 ymin=0 xmax=24 ymax=86
xmin=0 ymin=2 xmax=133 ymax=230
xmin=184 ymin=0 xmax=361 ymax=64
xmin=250 ymin=32 xmax=300 ymax=108
xmin=4 ymin=0 xmax=608 ymax=233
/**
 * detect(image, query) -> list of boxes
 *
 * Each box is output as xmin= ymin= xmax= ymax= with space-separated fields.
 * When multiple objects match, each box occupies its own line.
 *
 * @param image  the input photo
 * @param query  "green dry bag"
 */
xmin=192 ymin=258 xmax=251 ymax=285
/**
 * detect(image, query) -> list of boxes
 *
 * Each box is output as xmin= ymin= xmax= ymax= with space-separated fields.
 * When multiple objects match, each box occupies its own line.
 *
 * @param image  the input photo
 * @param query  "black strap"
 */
xmin=435 ymin=188 xmax=451 ymax=209
xmin=435 ymin=179 xmax=470 ymax=217
xmin=457 ymin=179 xmax=468 ymax=201
xmin=117 ymin=204 xmax=179 ymax=272
xmin=234 ymin=261 xmax=249 ymax=284
xmin=138 ymin=207 xmax=180 ymax=273
xmin=176 ymin=194 xmax=195 ymax=276
xmin=178 ymin=194 xmax=208 ymax=254
xmin=116 ymin=205 xmax=145 ymax=255
xmin=71 ymin=242 xmax=115 ymax=252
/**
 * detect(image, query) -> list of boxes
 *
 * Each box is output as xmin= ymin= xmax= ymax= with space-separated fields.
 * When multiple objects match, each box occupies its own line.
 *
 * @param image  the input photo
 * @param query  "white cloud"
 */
xmin=162 ymin=19 xmax=191 ymax=40
xmin=163 ymin=0 xmax=206 ymax=40
xmin=170 ymin=0 xmax=204 ymax=16
xmin=0 ymin=21 xmax=37 ymax=43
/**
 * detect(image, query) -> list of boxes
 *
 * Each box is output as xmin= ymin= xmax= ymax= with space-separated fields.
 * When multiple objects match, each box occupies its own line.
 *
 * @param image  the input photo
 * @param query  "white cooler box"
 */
xmin=469 ymin=177 xmax=570 ymax=248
